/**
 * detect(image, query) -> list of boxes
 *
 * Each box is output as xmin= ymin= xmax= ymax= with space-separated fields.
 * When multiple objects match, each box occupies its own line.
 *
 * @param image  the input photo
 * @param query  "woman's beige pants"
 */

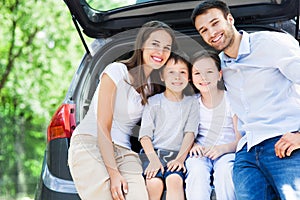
xmin=68 ymin=134 xmax=148 ymax=200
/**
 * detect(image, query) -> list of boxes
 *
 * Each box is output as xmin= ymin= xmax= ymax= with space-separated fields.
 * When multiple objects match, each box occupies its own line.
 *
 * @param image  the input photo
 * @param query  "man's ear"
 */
xmin=227 ymin=14 xmax=235 ymax=25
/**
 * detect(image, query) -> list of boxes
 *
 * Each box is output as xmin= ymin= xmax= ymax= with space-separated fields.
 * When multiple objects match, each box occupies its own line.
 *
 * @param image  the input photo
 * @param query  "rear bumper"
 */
xmin=35 ymin=153 xmax=80 ymax=200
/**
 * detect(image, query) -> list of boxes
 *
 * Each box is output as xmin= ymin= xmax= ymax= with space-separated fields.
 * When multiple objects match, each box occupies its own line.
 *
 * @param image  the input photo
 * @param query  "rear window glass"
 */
xmin=86 ymin=0 xmax=285 ymax=12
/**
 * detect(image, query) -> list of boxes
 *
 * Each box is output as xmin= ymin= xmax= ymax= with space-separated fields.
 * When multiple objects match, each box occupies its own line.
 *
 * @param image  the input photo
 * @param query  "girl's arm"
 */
xmin=140 ymin=136 xmax=164 ymax=179
xmin=97 ymin=74 xmax=127 ymax=200
xmin=167 ymin=132 xmax=194 ymax=172
xmin=204 ymin=114 xmax=242 ymax=160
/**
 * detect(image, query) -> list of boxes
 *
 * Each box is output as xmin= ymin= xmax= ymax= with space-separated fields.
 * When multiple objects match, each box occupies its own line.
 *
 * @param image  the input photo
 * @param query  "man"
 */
xmin=189 ymin=0 xmax=300 ymax=200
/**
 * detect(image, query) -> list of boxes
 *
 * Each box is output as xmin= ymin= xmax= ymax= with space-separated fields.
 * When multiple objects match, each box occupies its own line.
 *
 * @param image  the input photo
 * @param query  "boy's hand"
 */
xmin=144 ymin=152 xmax=164 ymax=179
xmin=167 ymin=159 xmax=186 ymax=173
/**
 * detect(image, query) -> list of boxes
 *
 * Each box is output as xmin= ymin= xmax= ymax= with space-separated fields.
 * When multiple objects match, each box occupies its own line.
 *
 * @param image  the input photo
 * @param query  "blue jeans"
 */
xmin=233 ymin=136 xmax=300 ymax=200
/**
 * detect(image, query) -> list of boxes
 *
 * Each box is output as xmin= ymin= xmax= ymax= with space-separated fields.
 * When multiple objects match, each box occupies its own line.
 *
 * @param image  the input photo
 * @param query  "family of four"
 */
xmin=67 ymin=0 xmax=300 ymax=200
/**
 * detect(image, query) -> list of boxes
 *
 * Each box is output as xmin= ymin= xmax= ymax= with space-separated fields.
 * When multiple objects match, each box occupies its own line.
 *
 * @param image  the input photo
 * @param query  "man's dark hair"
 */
xmin=191 ymin=0 xmax=231 ymax=25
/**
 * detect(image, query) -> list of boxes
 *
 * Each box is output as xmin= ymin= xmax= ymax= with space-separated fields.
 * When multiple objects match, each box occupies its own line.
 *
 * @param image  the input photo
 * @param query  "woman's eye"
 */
xmin=164 ymin=46 xmax=171 ymax=51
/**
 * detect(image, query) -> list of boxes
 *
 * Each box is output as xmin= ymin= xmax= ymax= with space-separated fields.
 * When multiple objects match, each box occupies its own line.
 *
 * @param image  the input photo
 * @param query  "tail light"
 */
xmin=47 ymin=104 xmax=76 ymax=142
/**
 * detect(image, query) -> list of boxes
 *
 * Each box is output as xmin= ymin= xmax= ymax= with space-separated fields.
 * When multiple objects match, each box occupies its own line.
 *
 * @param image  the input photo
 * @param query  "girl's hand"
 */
xmin=144 ymin=153 xmax=164 ymax=179
xmin=203 ymin=145 xmax=226 ymax=160
xmin=167 ymin=159 xmax=186 ymax=173
xmin=189 ymin=143 xmax=205 ymax=157
xmin=109 ymin=171 xmax=128 ymax=200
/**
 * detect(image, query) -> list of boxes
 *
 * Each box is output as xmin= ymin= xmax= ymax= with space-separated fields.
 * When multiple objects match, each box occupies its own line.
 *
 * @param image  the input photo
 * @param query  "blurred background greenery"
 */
xmin=0 ymin=0 xmax=131 ymax=199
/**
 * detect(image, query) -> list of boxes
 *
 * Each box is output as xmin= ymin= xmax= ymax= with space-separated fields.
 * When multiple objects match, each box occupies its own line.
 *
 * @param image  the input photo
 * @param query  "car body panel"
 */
xmin=64 ymin=0 xmax=299 ymax=38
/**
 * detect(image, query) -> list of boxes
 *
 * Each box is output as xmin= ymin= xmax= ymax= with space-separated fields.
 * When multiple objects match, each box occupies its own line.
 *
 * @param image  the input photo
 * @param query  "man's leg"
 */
xmin=258 ymin=136 xmax=300 ymax=200
xmin=233 ymin=144 xmax=278 ymax=200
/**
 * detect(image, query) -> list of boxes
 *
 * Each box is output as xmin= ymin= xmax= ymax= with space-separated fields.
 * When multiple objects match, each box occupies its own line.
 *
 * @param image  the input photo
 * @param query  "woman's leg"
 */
xmin=115 ymin=144 xmax=149 ymax=200
xmin=68 ymin=134 xmax=112 ymax=200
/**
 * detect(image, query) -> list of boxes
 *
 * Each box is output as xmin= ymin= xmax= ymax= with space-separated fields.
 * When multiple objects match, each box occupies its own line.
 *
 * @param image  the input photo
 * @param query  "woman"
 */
xmin=68 ymin=20 xmax=177 ymax=200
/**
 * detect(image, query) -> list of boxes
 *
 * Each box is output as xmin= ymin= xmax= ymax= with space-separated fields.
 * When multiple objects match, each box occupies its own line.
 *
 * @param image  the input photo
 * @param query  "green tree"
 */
xmin=0 ymin=0 xmax=83 ymax=198
xmin=0 ymin=0 xmax=130 ymax=198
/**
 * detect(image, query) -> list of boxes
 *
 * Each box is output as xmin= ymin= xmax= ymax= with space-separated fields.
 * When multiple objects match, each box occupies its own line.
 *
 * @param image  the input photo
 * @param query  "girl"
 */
xmin=139 ymin=51 xmax=199 ymax=200
xmin=185 ymin=51 xmax=241 ymax=200
xmin=68 ymin=21 xmax=177 ymax=200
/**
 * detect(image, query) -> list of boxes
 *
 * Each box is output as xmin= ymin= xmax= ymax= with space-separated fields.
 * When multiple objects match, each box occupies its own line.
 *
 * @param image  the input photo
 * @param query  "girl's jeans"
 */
xmin=233 ymin=136 xmax=300 ymax=200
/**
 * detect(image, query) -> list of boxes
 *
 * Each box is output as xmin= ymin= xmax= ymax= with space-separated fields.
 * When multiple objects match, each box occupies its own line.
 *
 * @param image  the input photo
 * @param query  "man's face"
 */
xmin=194 ymin=8 xmax=235 ymax=51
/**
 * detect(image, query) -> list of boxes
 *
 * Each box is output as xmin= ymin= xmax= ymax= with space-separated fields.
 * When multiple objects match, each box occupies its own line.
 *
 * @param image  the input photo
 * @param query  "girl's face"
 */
xmin=161 ymin=58 xmax=189 ymax=93
xmin=192 ymin=57 xmax=222 ymax=93
xmin=142 ymin=30 xmax=172 ymax=70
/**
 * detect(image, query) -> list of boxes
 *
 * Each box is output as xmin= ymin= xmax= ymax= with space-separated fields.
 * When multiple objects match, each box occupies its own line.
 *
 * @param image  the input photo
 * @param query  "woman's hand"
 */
xmin=109 ymin=170 xmax=128 ymax=200
xmin=167 ymin=159 xmax=186 ymax=173
xmin=189 ymin=143 xmax=205 ymax=157
xmin=275 ymin=132 xmax=300 ymax=158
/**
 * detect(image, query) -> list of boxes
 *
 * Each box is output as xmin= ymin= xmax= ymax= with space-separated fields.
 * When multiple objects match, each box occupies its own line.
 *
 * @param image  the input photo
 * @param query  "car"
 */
xmin=34 ymin=0 xmax=300 ymax=199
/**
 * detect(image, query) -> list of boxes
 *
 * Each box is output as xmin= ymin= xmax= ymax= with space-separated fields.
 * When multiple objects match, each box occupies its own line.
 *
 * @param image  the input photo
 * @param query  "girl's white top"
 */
xmin=196 ymin=92 xmax=236 ymax=146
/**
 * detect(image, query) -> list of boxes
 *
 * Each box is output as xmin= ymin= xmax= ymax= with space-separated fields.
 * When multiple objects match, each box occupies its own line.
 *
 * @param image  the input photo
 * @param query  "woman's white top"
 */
xmin=195 ymin=92 xmax=236 ymax=146
xmin=73 ymin=62 xmax=144 ymax=149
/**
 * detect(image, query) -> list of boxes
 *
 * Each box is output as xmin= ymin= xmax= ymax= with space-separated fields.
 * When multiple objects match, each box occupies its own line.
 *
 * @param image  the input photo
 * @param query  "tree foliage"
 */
xmin=0 ymin=0 xmax=84 ymax=198
xmin=1 ymin=0 xmax=130 ymax=198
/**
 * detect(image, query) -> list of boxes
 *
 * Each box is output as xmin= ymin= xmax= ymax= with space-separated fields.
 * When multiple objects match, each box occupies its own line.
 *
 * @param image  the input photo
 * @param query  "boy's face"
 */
xmin=161 ymin=58 xmax=189 ymax=93
xmin=192 ymin=57 xmax=222 ymax=93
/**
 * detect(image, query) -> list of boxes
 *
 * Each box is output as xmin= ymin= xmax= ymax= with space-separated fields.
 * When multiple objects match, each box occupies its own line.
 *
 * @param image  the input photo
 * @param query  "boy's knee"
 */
xmin=166 ymin=174 xmax=183 ymax=187
xmin=146 ymin=177 xmax=164 ymax=189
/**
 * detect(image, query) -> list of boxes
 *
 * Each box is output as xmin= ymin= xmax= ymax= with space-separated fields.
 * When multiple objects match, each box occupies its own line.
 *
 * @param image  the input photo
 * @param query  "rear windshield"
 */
xmin=87 ymin=0 xmax=285 ymax=12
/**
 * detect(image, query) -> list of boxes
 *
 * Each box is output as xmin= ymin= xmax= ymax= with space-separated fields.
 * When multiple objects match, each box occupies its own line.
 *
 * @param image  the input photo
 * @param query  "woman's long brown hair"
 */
xmin=122 ymin=21 xmax=178 ymax=105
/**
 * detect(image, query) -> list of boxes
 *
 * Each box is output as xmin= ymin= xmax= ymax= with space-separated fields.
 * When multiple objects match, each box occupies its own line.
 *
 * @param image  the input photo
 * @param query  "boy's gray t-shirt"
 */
xmin=139 ymin=93 xmax=199 ymax=151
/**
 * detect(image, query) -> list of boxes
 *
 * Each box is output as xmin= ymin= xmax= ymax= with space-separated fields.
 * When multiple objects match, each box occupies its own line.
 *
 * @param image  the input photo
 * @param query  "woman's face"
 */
xmin=192 ymin=57 xmax=222 ymax=93
xmin=142 ymin=30 xmax=172 ymax=70
xmin=161 ymin=58 xmax=189 ymax=93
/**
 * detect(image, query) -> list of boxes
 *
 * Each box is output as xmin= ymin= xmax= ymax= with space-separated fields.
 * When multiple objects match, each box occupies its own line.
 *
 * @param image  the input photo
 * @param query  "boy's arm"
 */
xmin=167 ymin=132 xmax=194 ymax=172
xmin=140 ymin=136 xmax=164 ymax=179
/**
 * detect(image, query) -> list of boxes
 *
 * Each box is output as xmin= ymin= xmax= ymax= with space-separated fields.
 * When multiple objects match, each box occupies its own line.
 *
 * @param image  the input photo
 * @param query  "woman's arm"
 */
xmin=97 ymin=73 xmax=127 ymax=200
xmin=140 ymin=136 xmax=164 ymax=179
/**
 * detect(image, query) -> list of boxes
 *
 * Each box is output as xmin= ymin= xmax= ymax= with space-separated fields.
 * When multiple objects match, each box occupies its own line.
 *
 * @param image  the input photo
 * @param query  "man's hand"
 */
xmin=275 ymin=132 xmax=300 ymax=158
